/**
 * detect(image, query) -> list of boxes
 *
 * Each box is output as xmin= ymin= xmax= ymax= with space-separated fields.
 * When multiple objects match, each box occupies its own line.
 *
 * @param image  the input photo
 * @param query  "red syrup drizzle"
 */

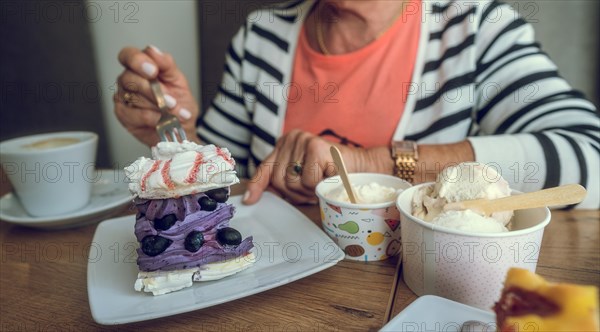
xmin=140 ymin=160 xmax=162 ymax=192
xmin=216 ymin=147 xmax=235 ymax=167
xmin=161 ymin=159 xmax=176 ymax=190
xmin=185 ymin=152 xmax=204 ymax=183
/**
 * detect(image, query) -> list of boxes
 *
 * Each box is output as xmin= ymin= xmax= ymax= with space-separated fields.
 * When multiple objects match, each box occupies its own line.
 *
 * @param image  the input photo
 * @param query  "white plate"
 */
xmin=381 ymin=295 xmax=496 ymax=331
xmin=87 ymin=192 xmax=345 ymax=325
xmin=0 ymin=169 xmax=133 ymax=229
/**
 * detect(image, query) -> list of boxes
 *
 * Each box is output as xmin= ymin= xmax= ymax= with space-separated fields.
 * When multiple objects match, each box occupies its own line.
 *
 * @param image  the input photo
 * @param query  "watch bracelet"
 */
xmin=394 ymin=154 xmax=417 ymax=183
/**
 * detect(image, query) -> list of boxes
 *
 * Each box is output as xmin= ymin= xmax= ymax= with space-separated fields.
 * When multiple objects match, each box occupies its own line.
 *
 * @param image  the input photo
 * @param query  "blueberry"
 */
xmin=216 ymin=227 xmax=242 ymax=246
xmin=154 ymin=214 xmax=177 ymax=230
xmin=205 ymin=188 xmax=229 ymax=203
xmin=141 ymin=235 xmax=172 ymax=257
xmin=184 ymin=231 xmax=205 ymax=252
xmin=199 ymin=196 xmax=217 ymax=211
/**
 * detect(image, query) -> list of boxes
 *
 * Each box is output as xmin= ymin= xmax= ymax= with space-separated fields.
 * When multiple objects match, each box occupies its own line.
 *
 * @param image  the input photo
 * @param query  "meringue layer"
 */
xmin=125 ymin=141 xmax=239 ymax=199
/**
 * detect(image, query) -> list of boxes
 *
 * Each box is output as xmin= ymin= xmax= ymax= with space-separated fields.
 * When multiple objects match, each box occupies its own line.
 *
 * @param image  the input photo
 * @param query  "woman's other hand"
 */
xmin=243 ymin=129 xmax=392 ymax=205
xmin=113 ymin=45 xmax=200 ymax=146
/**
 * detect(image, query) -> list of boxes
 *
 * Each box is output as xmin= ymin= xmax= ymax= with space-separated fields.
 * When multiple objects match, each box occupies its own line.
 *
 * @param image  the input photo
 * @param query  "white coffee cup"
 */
xmin=0 ymin=131 xmax=98 ymax=217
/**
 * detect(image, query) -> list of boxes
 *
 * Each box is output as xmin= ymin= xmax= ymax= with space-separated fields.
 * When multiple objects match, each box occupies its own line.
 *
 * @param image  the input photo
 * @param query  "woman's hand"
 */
xmin=243 ymin=129 xmax=392 ymax=205
xmin=113 ymin=45 xmax=200 ymax=146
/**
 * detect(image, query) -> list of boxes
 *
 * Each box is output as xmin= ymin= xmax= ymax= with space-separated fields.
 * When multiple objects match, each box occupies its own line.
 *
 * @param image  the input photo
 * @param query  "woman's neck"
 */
xmin=307 ymin=0 xmax=408 ymax=55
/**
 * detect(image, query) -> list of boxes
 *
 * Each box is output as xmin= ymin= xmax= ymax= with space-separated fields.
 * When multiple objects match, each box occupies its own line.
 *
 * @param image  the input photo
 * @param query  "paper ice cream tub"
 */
xmin=315 ymin=173 xmax=411 ymax=261
xmin=397 ymin=184 xmax=551 ymax=310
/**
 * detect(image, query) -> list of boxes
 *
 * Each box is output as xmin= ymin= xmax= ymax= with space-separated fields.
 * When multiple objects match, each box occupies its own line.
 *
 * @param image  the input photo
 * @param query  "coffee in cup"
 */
xmin=0 ymin=131 xmax=98 ymax=217
xmin=23 ymin=137 xmax=81 ymax=150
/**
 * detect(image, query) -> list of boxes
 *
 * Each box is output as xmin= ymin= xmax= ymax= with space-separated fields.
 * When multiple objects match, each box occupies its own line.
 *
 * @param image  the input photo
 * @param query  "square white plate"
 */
xmin=87 ymin=192 xmax=345 ymax=325
xmin=381 ymin=295 xmax=496 ymax=332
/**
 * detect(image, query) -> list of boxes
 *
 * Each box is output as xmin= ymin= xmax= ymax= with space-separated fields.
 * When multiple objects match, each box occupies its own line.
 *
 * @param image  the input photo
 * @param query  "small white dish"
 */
xmin=380 ymin=295 xmax=496 ymax=331
xmin=87 ymin=192 xmax=345 ymax=325
xmin=0 ymin=169 xmax=133 ymax=229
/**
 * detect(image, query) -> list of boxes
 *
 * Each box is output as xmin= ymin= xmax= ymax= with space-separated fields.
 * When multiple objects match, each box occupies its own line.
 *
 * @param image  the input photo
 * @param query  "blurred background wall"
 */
xmin=514 ymin=0 xmax=599 ymax=110
xmin=1 ymin=0 xmax=598 ymax=168
xmin=1 ymin=0 xmax=110 ymax=165
xmin=86 ymin=0 xmax=200 ymax=167
xmin=0 ymin=0 xmax=200 ymax=168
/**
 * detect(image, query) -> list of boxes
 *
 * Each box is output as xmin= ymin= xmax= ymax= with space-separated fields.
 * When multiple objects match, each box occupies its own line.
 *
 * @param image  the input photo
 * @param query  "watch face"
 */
xmin=394 ymin=141 xmax=417 ymax=154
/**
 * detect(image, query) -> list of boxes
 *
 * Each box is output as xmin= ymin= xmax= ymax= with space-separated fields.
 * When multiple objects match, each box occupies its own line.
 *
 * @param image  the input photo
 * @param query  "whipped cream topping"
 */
xmin=125 ymin=141 xmax=239 ymax=199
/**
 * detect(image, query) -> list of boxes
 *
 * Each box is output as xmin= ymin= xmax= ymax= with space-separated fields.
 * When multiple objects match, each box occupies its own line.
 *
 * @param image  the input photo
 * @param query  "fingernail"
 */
xmin=142 ymin=62 xmax=157 ymax=77
xmin=179 ymin=108 xmax=192 ymax=120
xmin=242 ymin=190 xmax=251 ymax=203
xmin=164 ymin=94 xmax=177 ymax=108
xmin=149 ymin=44 xmax=163 ymax=54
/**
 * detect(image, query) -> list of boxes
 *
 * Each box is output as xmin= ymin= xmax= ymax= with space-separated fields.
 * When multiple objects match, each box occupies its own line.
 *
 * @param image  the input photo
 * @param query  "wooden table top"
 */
xmin=389 ymin=209 xmax=600 ymax=319
xmin=1 ymin=178 xmax=598 ymax=331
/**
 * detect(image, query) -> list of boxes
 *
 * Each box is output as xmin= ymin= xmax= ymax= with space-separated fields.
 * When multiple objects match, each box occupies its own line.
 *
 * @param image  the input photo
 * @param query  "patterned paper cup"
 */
xmin=397 ymin=183 xmax=551 ymax=310
xmin=315 ymin=173 xmax=411 ymax=261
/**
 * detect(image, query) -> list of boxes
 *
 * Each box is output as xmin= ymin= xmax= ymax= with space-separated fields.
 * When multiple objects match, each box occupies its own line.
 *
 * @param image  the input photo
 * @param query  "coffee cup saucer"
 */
xmin=0 ymin=169 xmax=133 ymax=229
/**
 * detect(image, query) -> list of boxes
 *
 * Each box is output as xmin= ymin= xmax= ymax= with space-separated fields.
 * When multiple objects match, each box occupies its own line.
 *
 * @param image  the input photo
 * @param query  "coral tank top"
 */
xmin=283 ymin=1 xmax=421 ymax=148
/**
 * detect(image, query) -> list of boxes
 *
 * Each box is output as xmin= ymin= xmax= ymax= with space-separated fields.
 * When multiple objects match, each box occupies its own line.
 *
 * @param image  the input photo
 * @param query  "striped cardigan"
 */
xmin=197 ymin=0 xmax=600 ymax=209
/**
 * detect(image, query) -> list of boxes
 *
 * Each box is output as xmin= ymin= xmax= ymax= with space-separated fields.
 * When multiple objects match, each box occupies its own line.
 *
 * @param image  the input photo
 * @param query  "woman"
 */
xmin=114 ymin=0 xmax=599 ymax=208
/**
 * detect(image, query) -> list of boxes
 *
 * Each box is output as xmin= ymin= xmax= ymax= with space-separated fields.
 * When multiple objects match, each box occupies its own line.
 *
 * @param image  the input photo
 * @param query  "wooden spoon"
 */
xmin=444 ymin=184 xmax=587 ymax=215
xmin=330 ymin=146 xmax=358 ymax=204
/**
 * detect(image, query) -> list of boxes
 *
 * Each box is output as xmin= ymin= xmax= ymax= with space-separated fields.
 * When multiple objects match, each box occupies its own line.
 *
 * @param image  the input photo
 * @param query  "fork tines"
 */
xmin=150 ymin=80 xmax=188 ymax=143
xmin=157 ymin=117 xmax=188 ymax=142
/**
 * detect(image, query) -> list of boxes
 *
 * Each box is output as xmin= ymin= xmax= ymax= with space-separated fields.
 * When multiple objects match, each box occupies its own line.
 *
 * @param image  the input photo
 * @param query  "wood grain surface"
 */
xmin=1 ymin=177 xmax=598 ymax=331
xmin=389 ymin=209 xmax=600 ymax=318
xmin=0 ymin=181 xmax=398 ymax=331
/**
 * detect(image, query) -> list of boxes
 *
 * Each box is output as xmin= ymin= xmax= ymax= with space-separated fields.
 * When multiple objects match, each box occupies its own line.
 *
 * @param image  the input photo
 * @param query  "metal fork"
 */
xmin=150 ymin=80 xmax=187 ymax=142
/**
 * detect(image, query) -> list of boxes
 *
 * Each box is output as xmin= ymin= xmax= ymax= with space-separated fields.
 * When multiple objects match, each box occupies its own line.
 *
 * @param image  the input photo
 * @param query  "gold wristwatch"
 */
xmin=392 ymin=140 xmax=418 ymax=184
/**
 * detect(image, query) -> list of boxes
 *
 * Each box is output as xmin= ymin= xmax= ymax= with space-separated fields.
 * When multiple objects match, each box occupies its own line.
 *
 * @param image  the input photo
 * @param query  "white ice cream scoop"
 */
xmin=444 ymin=183 xmax=587 ymax=215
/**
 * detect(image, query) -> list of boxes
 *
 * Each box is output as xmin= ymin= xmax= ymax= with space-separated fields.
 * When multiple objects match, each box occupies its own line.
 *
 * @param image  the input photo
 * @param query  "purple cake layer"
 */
xmin=134 ymin=192 xmax=253 ymax=272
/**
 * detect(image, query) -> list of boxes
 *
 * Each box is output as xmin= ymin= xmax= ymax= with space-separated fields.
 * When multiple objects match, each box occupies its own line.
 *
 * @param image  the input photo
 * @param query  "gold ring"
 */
xmin=123 ymin=92 xmax=134 ymax=106
xmin=292 ymin=161 xmax=303 ymax=175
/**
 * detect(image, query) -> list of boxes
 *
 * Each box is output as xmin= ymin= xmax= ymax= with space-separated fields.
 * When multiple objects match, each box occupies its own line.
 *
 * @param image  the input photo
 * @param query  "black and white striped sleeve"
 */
xmin=197 ymin=24 xmax=253 ymax=173
xmin=468 ymin=1 xmax=599 ymax=209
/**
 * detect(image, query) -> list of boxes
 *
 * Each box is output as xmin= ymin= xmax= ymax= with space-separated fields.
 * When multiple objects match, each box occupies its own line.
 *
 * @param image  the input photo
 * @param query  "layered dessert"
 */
xmin=125 ymin=141 xmax=255 ymax=295
xmin=412 ymin=162 xmax=512 ymax=233
xmin=494 ymin=268 xmax=599 ymax=331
